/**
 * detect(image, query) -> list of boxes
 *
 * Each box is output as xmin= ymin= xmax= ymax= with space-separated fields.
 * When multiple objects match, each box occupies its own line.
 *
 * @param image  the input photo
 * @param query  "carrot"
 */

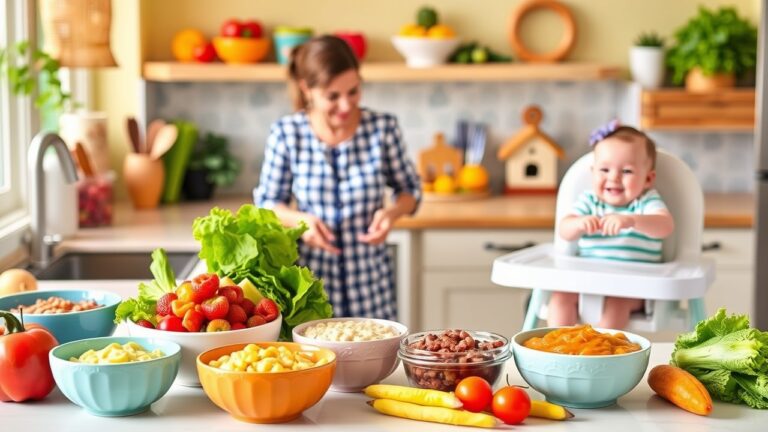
xmin=647 ymin=364 xmax=713 ymax=416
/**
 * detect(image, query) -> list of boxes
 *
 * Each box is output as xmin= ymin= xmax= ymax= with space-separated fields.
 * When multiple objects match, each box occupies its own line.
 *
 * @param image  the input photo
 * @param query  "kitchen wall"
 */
xmin=95 ymin=0 xmax=761 ymax=195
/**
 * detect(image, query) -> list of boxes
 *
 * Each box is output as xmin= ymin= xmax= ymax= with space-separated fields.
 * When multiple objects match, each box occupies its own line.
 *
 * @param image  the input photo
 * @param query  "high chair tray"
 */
xmin=491 ymin=243 xmax=714 ymax=300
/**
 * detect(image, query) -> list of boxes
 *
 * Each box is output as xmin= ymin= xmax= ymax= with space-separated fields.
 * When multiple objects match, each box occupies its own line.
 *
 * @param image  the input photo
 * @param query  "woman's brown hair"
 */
xmin=287 ymin=35 xmax=360 ymax=111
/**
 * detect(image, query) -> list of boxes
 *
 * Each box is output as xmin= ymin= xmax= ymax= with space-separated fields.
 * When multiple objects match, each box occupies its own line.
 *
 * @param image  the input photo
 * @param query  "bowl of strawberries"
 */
xmin=125 ymin=272 xmax=281 ymax=386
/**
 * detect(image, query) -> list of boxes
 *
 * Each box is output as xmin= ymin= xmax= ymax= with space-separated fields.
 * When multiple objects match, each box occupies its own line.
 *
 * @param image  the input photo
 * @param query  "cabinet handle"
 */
xmin=702 ymin=241 xmax=721 ymax=252
xmin=484 ymin=241 xmax=536 ymax=253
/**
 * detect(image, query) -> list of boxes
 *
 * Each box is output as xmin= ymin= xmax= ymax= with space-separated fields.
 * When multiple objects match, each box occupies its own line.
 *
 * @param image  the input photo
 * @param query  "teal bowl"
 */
xmin=49 ymin=336 xmax=181 ymax=416
xmin=0 ymin=289 xmax=121 ymax=344
xmin=273 ymin=32 xmax=313 ymax=64
xmin=512 ymin=327 xmax=651 ymax=408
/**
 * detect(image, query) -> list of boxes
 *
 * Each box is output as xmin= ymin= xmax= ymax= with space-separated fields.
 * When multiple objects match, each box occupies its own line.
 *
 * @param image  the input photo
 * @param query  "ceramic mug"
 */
xmin=123 ymin=153 xmax=164 ymax=209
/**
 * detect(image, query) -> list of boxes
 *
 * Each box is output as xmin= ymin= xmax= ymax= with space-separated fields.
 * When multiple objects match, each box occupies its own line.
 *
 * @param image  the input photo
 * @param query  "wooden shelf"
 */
xmin=641 ymin=89 xmax=756 ymax=131
xmin=142 ymin=61 xmax=623 ymax=83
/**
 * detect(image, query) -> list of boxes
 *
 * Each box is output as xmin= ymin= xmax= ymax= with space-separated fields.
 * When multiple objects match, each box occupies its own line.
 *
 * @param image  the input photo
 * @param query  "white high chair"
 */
xmin=491 ymin=150 xmax=715 ymax=332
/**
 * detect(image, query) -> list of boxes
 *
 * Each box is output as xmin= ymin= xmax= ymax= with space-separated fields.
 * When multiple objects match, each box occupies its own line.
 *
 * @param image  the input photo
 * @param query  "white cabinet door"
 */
xmin=702 ymin=229 xmax=754 ymax=317
xmin=421 ymin=270 xmax=530 ymax=334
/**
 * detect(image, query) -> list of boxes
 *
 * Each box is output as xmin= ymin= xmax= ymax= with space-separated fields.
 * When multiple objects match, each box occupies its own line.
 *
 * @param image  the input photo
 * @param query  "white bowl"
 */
xmin=126 ymin=314 xmax=281 ymax=386
xmin=391 ymin=35 xmax=460 ymax=68
xmin=292 ymin=317 xmax=407 ymax=392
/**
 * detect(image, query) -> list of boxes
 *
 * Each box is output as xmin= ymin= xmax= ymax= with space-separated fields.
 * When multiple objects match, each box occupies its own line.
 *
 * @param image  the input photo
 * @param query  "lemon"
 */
xmin=399 ymin=23 xmax=427 ymax=37
xmin=433 ymin=174 xmax=457 ymax=194
xmin=427 ymin=24 xmax=456 ymax=39
xmin=238 ymin=278 xmax=264 ymax=303
xmin=458 ymin=164 xmax=489 ymax=193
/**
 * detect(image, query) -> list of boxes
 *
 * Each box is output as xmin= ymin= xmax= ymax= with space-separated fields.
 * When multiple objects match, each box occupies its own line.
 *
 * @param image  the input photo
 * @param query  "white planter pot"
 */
xmin=629 ymin=46 xmax=665 ymax=89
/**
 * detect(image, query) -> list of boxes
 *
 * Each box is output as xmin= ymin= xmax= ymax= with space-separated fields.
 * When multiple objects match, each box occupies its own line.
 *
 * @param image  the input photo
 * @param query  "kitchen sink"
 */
xmin=30 ymin=251 xmax=199 ymax=280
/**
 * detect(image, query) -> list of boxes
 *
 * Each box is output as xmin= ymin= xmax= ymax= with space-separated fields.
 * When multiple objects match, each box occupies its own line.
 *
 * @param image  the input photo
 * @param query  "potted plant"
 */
xmin=182 ymin=132 xmax=241 ymax=200
xmin=629 ymin=32 xmax=665 ymax=89
xmin=0 ymin=41 xmax=74 ymax=113
xmin=666 ymin=6 xmax=757 ymax=92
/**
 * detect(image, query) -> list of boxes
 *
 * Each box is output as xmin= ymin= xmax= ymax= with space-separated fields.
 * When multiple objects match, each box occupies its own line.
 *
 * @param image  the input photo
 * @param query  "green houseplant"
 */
xmin=666 ymin=6 xmax=757 ymax=91
xmin=182 ymin=132 xmax=241 ymax=200
xmin=630 ymin=31 xmax=666 ymax=89
xmin=0 ymin=40 xmax=74 ymax=113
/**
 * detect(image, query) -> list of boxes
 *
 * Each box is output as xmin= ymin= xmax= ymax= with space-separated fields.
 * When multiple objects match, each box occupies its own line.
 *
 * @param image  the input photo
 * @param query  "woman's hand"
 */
xmin=600 ymin=214 xmax=635 ymax=236
xmin=358 ymin=208 xmax=396 ymax=245
xmin=302 ymin=214 xmax=341 ymax=255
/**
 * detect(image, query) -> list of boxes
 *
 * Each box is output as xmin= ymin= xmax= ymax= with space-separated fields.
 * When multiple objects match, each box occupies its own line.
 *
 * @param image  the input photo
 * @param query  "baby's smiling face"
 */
xmin=591 ymin=136 xmax=655 ymax=207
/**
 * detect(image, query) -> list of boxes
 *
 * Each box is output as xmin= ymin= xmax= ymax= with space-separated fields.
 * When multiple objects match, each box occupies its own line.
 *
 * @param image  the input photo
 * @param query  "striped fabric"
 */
xmin=572 ymin=189 xmax=668 ymax=262
xmin=253 ymin=108 xmax=421 ymax=320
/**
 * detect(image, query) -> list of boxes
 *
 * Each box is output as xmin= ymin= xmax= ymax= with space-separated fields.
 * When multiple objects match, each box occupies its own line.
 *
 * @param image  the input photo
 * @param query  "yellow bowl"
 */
xmin=197 ymin=342 xmax=336 ymax=423
xmin=212 ymin=37 xmax=271 ymax=64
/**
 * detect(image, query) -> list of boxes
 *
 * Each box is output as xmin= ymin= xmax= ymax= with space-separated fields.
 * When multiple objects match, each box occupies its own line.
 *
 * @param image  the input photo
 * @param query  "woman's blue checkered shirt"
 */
xmin=254 ymin=108 xmax=421 ymax=320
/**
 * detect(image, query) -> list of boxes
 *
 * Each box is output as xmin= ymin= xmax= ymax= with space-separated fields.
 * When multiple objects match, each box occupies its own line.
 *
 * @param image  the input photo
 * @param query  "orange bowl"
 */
xmin=197 ymin=342 xmax=336 ymax=423
xmin=212 ymin=37 xmax=270 ymax=64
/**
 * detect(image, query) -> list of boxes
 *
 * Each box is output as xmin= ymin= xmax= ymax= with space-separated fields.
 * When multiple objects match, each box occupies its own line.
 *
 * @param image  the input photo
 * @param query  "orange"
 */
xmin=458 ymin=164 xmax=489 ymax=193
xmin=427 ymin=24 xmax=456 ymax=39
xmin=399 ymin=24 xmax=428 ymax=37
xmin=433 ymin=174 xmax=457 ymax=194
xmin=172 ymin=29 xmax=207 ymax=62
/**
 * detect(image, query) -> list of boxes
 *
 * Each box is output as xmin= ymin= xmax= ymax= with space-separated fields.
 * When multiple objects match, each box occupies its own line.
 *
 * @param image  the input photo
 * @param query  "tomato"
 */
xmin=220 ymin=19 xmax=243 ymax=37
xmin=240 ymin=20 xmax=263 ymax=38
xmin=455 ymin=376 xmax=493 ymax=412
xmin=0 ymin=311 xmax=58 ymax=402
xmin=193 ymin=42 xmax=217 ymax=63
xmin=492 ymin=386 xmax=531 ymax=425
xmin=157 ymin=315 xmax=187 ymax=332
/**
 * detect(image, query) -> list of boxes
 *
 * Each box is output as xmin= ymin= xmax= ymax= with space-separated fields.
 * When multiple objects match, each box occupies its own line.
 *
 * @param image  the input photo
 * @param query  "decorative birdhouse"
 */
xmin=497 ymin=106 xmax=565 ymax=194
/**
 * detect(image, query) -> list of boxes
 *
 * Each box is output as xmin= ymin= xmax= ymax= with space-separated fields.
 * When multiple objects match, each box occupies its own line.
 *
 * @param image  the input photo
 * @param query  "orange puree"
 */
xmin=522 ymin=325 xmax=641 ymax=355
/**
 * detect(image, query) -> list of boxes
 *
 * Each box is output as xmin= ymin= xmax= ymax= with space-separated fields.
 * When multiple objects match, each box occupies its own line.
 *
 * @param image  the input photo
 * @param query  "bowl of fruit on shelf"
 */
xmin=391 ymin=6 xmax=460 ymax=68
xmin=213 ymin=18 xmax=271 ymax=64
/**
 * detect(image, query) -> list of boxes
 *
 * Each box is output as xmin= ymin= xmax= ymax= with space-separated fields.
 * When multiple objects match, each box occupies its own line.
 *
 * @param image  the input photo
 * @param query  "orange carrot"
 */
xmin=648 ymin=364 xmax=713 ymax=416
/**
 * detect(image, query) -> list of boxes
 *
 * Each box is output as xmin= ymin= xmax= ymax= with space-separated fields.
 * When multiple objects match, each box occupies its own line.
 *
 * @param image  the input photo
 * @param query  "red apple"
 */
xmin=241 ymin=20 xmax=263 ymax=38
xmin=335 ymin=31 xmax=367 ymax=60
xmin=193 ymin=42 xmax=217 ymax=63
xmin=220 ymin=19 xmax=243 ymax=37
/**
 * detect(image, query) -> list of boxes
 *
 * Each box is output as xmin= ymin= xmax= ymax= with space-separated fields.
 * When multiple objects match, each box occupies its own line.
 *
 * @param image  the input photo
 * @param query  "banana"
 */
xmin=529 ymin=400 xmax=575 ymax=420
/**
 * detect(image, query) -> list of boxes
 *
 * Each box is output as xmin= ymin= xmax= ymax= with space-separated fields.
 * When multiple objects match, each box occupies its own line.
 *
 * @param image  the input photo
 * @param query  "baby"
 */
xmin=548 ymin=121 xmax=675 ymax=329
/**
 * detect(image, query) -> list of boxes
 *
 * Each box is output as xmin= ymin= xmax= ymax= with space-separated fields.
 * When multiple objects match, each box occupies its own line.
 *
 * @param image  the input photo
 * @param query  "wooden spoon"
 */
xmin=150 ymin=124 xmax=178 ymax=160
xmin=126 ymin=117 xmax=142 ymax=153
xmin=146 ymin=119 xmax=166 ymax=156
xmin=74 ymin=142 xmax=95 ymax=177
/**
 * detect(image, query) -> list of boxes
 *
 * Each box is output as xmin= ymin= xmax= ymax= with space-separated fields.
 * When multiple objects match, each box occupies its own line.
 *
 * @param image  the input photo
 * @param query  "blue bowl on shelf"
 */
xmin=49 ymin=336 xmax=181 ymax=416
xmin=273 ymin=32 xmax=313 ymax=64
xmin=0 ymin=289 xmax=121 ymax=344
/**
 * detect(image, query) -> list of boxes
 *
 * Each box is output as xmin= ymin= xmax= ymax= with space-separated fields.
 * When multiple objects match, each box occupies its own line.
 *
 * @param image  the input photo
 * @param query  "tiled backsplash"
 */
xmin=146 ymin=81 xmax=755 ymax=195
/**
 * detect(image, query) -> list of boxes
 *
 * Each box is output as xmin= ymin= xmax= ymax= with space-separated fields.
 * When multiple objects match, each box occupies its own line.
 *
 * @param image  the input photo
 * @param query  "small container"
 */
xmin=78 ymin=171 xmax=114 ymax=227
xmin=398 ymin=330 xmax=511 ymax=391
xmin=273 ymin=31 xmax=313 ymax=65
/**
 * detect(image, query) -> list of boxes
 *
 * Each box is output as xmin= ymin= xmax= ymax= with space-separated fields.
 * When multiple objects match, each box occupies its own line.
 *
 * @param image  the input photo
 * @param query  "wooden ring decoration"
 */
xmin=523 ymin=106 xmax=543 ymax=126
xmin=508 ymin=0 xmax=577 ymax=63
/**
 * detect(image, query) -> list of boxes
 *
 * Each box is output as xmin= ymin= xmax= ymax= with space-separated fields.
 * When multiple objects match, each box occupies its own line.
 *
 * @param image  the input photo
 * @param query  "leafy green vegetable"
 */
xmin=193 ymin=205 xmax=333 ymax=340
xmin=671 ymin=309 xmax=768 ymax=409
xmin=113 ymin=248 xmax=177 ymax=325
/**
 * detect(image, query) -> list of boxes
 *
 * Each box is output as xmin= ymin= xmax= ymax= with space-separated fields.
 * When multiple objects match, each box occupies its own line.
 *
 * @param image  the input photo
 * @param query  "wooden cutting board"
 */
xmin=417 ymin=132 xmax=463 ymax=182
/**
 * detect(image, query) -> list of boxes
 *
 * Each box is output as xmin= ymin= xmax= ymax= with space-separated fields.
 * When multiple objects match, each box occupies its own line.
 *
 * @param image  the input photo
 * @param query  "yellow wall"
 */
xmin=94 ymin=0 xmax=762 ymax=176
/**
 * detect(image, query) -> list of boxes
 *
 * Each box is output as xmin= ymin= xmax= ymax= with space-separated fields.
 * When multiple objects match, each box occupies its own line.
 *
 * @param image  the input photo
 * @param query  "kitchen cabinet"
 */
xmin=142 ymin=61 xmax=622 ymax=83
xmin=702 ymin=229 xmax=755 ymax=316
xmin=640 ymin=89 xmax=755 ymax=131
xmin=418 ymin=229 xmax=552 ymax=333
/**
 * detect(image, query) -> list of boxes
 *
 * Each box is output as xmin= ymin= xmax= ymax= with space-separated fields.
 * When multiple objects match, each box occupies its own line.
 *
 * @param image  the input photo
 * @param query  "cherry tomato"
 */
xmin=220 ymin=19 xmax=243 ymax=37
xmin=492 ymin=386 xmax=531 ymax=425
xmin=240 ymin=20 xmax=263 ymax=38
xmin=157 ymin=315 xmax=187 ymax=332
xmin=454 ymin=376 xmax=493 ymax=412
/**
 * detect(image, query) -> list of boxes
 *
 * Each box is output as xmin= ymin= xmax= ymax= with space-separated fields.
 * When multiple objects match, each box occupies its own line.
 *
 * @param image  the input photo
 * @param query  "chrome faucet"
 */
xmin=27 ymin=132 xmax=79 ymax=268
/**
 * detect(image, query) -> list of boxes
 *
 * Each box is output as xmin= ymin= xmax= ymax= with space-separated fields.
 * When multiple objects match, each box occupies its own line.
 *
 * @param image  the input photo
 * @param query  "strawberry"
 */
xmin=231 ymin=322 xmax=247 ymax=331
xmin=218 ymin=285 xmax=244 ymax=305
xmin=240 ymin=298 xmax=255 ymax=316
xmin=191 ymin=273 xmax=219 ymax=303
xmin=246 ymin=314 xmax=266 ymax=328
xmin=201 ymin=295 xmax=230 ymax=321
xmin=206 ymin=318 xmax=231 ymax=332
xmin=227 ymin=304 xmax=247 ymax=324
xmin=156 ymin=292 xmax=177 ymax=316
xmin=255 ymin=298 xmax=279 ymax=322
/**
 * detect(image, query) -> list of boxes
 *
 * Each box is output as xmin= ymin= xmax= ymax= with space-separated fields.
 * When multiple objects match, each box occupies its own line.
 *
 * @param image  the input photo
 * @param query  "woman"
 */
xmin=254 ymin=35 xmax=421 ymax=320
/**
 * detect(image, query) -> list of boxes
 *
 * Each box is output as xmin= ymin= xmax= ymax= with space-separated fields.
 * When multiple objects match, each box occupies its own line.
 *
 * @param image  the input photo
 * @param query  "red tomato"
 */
xmin=240 ymin=20 xmax=263 ymax=38
xmin=492 ymin=386 xmax=531 ymax=425
xmin=455 ymin=376 xmax=493 ymax=412
xmin=0 ymin=311 xmax=58 ymax=402
xmin=158 ymin=315 xmax=187 ymax=332
xmin=193 ymin=42 xmax=217 ymax=63
xmin=220 ymin=19 xmax=243 ymax=37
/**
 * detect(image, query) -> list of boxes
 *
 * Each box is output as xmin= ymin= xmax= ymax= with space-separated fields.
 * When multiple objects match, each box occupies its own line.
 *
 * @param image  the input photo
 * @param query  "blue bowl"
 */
xmin=0 ymin=289 xmax=121 ymax=344
xmin=273 ymin=33 xmax=313 ymax=64
xmin=512 ymin=327 xmax=651 ymax=408
xmin=49 ymin=336 xmax=181 ymax=416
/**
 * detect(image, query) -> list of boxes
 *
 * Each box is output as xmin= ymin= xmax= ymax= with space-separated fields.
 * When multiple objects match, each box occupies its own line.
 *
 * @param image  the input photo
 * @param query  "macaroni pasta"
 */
xmin=70 ymin=342 xmax=165 ymax=364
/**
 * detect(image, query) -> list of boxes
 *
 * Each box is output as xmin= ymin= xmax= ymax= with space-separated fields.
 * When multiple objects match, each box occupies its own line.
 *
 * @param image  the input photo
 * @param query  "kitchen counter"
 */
xmin=3 ymin=342 xmax=766 ymax=431
xmin=61 ymin=193 xmax=753 ymax=252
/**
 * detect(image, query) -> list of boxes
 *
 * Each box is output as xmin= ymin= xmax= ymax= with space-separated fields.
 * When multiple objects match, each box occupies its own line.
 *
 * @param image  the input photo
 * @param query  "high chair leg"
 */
xmin=523 ymin=289 xmax=548 ymax=330
xmin=688 ymin=298 xmax=707 ymax=330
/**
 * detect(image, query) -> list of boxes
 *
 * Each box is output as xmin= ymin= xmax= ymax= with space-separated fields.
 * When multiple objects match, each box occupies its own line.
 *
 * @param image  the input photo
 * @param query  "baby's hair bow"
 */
xmin=588 ymin=119 xmax=620 ymax=146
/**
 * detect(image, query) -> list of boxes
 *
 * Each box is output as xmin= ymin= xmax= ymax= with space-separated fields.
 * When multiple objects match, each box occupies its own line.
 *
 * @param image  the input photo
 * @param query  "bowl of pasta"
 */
xmin=512 ymin=325 xmax=651 ymax=409
xmin=0 ymin=289 xmax=121 ymax=344
xmin=197 ymin=342 xmax=336 ymax=423
xmin=49 ymin=336 xmax=181 ymax=416
xmin=292 ymin=317 xmax=407 ymax=392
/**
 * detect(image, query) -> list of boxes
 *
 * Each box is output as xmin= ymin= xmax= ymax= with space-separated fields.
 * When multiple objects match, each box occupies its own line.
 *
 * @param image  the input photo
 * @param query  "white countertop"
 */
xmin=3 ymin=342 xmax=766 ymax=431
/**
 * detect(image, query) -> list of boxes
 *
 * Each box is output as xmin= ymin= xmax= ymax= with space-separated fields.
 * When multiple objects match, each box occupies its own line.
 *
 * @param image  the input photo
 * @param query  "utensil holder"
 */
xmin=123 ymin=153 xmax=164 ymax=209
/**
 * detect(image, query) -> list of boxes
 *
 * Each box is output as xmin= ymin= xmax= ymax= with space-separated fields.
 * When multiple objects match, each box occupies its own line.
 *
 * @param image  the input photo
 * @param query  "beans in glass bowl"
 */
xmin=398 ymin=329 xmax=511 ymax=391
xmin=10 ymin=296 xmax=102 ymax=314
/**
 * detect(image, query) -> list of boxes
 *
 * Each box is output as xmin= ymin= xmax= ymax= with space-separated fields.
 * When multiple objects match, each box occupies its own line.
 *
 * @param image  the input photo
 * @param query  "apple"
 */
xmin=334 ymin=31 xmax=367 ymax=60
xmin=193 ymin=42 xmax=217 ymax=63
xmin=221 ymin=19 xmax=243 ymax=37
xmin=241 ymin=20 xmax=263 ymax=38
